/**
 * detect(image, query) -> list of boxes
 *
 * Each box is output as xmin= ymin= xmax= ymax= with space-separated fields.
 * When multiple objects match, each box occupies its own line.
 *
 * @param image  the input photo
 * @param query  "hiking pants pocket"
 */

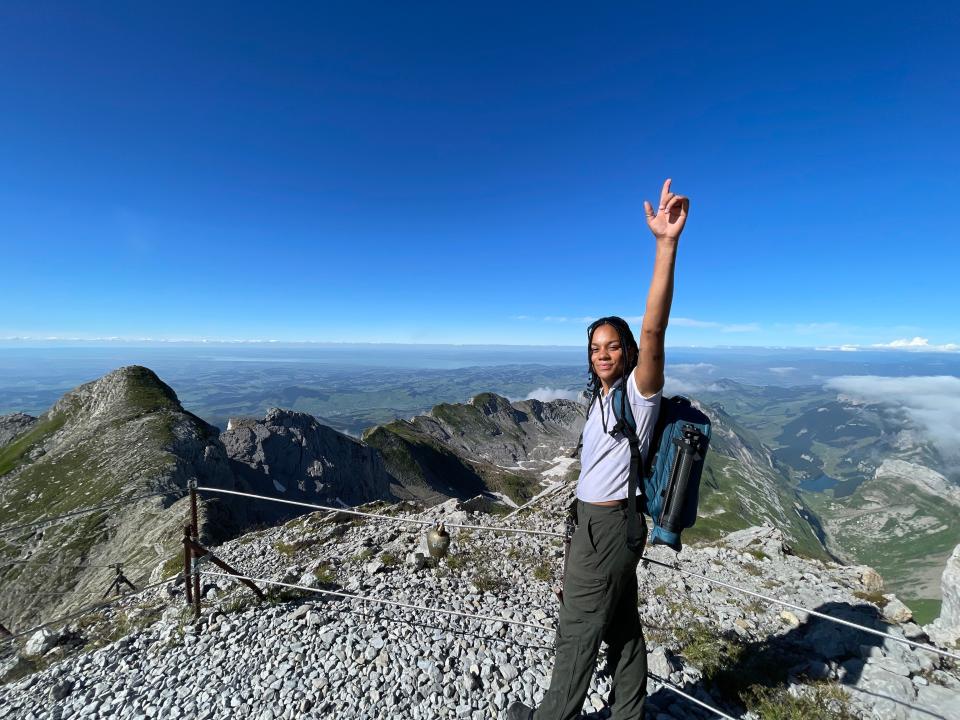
xmin=563 ymin=566 xmax=608 ymax=616
xmin=563 ymin=521 xmax=608 ymax=616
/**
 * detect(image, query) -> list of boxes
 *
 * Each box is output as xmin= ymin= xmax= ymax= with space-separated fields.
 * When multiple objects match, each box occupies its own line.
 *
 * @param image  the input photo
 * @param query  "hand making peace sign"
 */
xmin=644 ymin=178 xmax=689 ymax=242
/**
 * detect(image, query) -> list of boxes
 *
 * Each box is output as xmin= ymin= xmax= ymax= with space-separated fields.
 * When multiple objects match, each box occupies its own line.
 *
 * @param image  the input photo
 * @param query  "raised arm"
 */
xmin=634 ymin=178 xmax=689 ymax=397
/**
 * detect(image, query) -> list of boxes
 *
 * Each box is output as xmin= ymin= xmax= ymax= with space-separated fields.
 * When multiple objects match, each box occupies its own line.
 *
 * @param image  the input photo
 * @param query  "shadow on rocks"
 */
xmin=585 ymin=601 xmax=904 ymax=720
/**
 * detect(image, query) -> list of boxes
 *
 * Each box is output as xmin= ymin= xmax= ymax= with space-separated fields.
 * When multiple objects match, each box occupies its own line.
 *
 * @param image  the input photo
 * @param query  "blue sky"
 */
xmin=1 ymin=2 xmax=958 ymax=349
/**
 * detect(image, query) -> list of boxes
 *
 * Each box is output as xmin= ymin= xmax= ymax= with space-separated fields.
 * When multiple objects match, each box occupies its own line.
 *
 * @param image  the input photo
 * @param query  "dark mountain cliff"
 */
xmin=220 ymin=408 xmax=394 ymax=510
xmin=362 ymin=393 xmax=586 ymax=507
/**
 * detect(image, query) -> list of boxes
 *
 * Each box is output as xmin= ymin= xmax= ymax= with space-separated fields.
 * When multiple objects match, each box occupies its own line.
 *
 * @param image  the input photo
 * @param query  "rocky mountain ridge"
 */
xmin=362 ymin=392 xmax=585 ymax=507
xmin=0 ymin=368 xmax=590 ymax=635
xmin=0 ymin=367 xmax=234 ymax=631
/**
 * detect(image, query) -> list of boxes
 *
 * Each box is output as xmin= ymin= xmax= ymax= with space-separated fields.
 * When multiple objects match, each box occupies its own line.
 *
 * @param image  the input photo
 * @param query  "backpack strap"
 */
xmin=611 ymin=412 xmax=643 ymax=553
xmin=624 ymin=424 xmax=643 ymax=553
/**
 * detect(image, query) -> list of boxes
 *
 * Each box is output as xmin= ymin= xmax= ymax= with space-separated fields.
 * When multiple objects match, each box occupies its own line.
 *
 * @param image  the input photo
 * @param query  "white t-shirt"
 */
xmin=576 ymin=372 xmax=661 ymax=503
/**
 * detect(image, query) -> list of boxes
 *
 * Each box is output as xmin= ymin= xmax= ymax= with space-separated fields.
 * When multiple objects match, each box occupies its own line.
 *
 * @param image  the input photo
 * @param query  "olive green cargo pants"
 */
xmin=534 ymin=501 xmax=647 ymax=720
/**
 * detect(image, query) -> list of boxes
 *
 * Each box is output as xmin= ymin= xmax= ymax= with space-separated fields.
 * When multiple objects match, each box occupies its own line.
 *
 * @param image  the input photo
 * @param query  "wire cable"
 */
xmin=201 ymin=571 xmax=553 ymax=632
xmin=0 ymin=575 xmax=178 ymax=645
xmin=196 ymin=486 xmax=566 ymax=539
xmin=500 ymin=478 xmax=573 ymax=521
xmin=199 ymin=485 xmax=960 ymax=661
xmin=0 ymin=490 xmax=187 ymax=537
xmin=646 ymin=673 xmax=740 ymax=720
xmin=199 ymin=486 xmax=960 ymax=662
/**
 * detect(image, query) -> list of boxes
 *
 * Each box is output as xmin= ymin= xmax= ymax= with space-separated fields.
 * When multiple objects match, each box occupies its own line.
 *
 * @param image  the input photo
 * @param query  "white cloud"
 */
xmin=663 ymin=375 xmax=724 ymax=396
xmin=817 ymin=344 xmax=860 ymax=352
xmin=671 ymin=363 xmax=717 ymax=374
xmin=817 ymin=338 xmax=960 ymax=353
xmin=769 ymin=367 xmax=797 ymax=375
xmin=511 ymin=387 xmax=584 ymax=403
xmin=825 ymin=375 xmax=960 ymax=461
xmin=664 ymin=376 xmax=706 ymax=395
xmin=872 ymin=337 xmax=960 ymax=352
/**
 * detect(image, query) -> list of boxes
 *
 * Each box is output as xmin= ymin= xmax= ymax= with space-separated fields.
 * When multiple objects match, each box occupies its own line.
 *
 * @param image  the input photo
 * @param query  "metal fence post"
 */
xmin=183 ymin=524 xmax=193 ymax=606
xmin=189 ymin=480 xmax=201 ymax=616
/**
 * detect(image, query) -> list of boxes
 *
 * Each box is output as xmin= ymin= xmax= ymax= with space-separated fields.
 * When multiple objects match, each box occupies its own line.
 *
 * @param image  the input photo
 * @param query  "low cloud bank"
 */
xmin=872 ymin=337 xmax=960 ymax=352
xmin=825 ymin=375 xmax=960 ymax=461
xmin=511 ymin=387 xmax=583 ymax=403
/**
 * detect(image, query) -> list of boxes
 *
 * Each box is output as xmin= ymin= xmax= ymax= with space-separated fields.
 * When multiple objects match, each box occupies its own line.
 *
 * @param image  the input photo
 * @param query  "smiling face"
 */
xmin=589 ymin=323 xmax=624 ymax=391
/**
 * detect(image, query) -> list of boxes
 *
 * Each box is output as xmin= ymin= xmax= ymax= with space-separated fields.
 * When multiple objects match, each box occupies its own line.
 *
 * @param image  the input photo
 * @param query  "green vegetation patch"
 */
xmin=120 ymin=367 xmax=181 ymax=417
xmin=532 ymin=561 xmax=552 ymax=582
xmin=350 ymin=548 xmax=375 ymax=563
xmin=675 ymin=622 xmax=745 ymax=679
xmin=0 ymin=412 xmax=67 ymax=478
xmin=743 ymin=683 xmax=856 ymax=720
xmin=853 ymin=590 xmax=889 ymax=608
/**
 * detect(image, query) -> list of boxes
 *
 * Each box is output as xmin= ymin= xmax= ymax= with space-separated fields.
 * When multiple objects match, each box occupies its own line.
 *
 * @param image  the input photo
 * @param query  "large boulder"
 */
xmin=23 ymin=628 xmax=58 ymax=657
xmin=926 ymin=543 xmax=960 ymax=647
xmin=722 ymin=523 xmax=790 ymax=558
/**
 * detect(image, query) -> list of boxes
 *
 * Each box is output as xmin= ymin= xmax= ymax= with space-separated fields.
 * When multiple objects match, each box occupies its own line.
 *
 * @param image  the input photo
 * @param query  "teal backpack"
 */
xmin=602 ymin=386 xmax=712 ymax=552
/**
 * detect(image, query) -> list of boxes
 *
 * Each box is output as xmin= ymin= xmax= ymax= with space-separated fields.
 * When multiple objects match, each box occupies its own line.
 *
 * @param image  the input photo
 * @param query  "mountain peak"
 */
xmin=50 ymin=365 xmax=181 ymax=423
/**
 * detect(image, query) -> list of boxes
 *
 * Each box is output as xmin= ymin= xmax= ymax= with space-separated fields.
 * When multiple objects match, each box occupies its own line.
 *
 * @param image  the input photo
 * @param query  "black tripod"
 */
xmin=102 ymin=563 xmax=137 ymax=598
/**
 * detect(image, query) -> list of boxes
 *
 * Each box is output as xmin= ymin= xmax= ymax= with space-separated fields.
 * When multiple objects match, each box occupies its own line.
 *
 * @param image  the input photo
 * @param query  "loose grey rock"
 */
xmin=24 ymin=629 xmax=58 ymax=658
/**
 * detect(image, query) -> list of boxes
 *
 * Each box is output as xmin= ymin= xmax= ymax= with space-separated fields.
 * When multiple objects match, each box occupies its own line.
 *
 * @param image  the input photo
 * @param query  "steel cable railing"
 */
xmin=0 ymin=575 xmax=179 ymax=646
xmin=196 ymin=486 xmax=567 ymax=538
xmin=0 ymin=490 xmax=187 ymax=537
xmin=195 ymin=484 xmax=960 ymax=663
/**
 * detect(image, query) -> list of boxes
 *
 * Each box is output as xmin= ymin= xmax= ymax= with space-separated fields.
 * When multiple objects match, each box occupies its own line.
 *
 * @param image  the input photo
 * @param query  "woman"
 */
xmin=508 ymin=179 xmax=688 ymax=720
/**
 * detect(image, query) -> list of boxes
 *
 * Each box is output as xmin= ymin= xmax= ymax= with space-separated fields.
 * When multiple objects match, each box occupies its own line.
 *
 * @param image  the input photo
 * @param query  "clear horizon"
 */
xmin=1 ymin=337 xmax=959 ymax=353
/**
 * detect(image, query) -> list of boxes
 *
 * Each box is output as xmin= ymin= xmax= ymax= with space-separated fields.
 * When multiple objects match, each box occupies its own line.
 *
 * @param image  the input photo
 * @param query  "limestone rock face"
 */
xmin=414 ymin=393 xmax=585 ymax=467
xmin=926 ymin=543 xmax=960 ymax=646
xmin=940 ymin=544 xmax=960 ymax=629
xmin=23 ymin=629 xmax=58 ymax=658
xmin=363 ymin=393 xmax=586 ymax=506
xmin=0 ymin=413 xmax=37 ymax=448
xmin=220 ymin=408 xmax=394 ymax=517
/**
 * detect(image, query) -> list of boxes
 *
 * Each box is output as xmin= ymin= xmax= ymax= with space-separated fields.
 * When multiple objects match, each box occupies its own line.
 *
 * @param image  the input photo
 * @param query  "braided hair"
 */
xmin=584 ymin=316 xmax=639 ymax=425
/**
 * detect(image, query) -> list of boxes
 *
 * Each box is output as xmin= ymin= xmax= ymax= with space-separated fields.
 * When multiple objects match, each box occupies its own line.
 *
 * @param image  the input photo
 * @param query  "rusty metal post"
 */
xmin=189 ymin=481 xmax=201 ymax=617
xmin=182 ymin=524 xmax=193 ymax=606
xmin=192 ymin=553 xmax=201 ymax=619
xmin=187 ymin=539 xmax=265 ymax=601
xmin=189 ymin=480 xmax=200 ymax=542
